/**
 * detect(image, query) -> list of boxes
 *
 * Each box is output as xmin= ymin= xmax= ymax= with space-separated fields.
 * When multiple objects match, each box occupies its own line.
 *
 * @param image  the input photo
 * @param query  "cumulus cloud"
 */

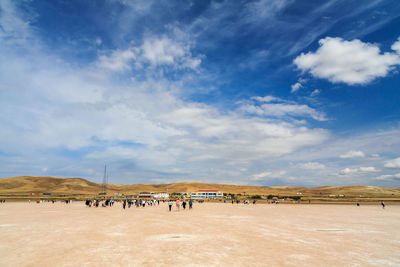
xmin=96 ymin=36 xmax=201 ymax=72
xmin=339 ymin=166 xmax=378 ymax=175
xmin=339 ymin=150 xmax=365 ymax=159
xmin=297 ymin=162 xmax=325 ymax=170
xmin=340 ymin=168 xmax=357 ymax=175
xmin=294 ymin=37 xmax=400 ymax=85
xmin=158 ymin=103 xmax=329 ymax=160
xmin=384 ymin=157 xmax=400 ymax=169
xmin=141 ymin=36 xmax=201 ymax=69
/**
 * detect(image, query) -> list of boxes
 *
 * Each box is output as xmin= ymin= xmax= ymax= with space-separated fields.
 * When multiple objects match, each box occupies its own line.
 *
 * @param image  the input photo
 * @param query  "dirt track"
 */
xmin=1 ymin=201 xmax=399 ymax=266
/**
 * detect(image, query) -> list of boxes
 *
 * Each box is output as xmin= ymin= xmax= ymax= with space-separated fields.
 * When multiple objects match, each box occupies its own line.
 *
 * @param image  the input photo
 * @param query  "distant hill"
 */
xmin=0 ymin=176 xmax=399 ymax=198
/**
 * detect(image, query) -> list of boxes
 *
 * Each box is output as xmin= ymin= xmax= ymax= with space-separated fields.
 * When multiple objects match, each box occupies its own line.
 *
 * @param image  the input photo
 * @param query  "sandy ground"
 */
xmin=0 ymin=201 xmax=399 ymax=267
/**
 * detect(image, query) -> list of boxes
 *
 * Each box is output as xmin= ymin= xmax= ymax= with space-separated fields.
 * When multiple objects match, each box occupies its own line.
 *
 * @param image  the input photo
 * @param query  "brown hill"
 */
xmin=0 ymin=176 xmax=399 ymax=198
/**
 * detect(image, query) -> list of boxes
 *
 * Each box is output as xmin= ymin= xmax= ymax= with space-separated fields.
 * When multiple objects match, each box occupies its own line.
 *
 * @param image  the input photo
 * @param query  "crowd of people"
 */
xmin=168 ymin=199 xmax=193 ymax=211
xmin=28 ymin=199 xmax=71 ymax=204
xmin=84 ymin=198 xmax=195 ymax=211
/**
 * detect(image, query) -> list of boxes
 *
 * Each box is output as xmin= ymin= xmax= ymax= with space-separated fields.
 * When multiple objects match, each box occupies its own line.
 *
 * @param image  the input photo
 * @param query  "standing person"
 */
xmin=168 ymin=200 xmax=173 ymax=212
xmin=182 ymin=200 xmax=186 ymax=210
xmin=189 ymin=199 xmax=193 ymax=209
xmin=123 ymin=200 xmax=126 ymax=209
xmin=381 ymin=201 xmax=385 ymax=209
xmin=176 ymin=199 xmax=181 ymax=211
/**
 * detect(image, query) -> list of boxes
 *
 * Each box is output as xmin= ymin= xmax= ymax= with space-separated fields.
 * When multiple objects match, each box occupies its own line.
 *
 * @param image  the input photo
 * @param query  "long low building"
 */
xmin=191 ymin=190 xmax=223 ymax=199
xmin=152 ymin=192 xmax=170 ymax=198
xmin=137 ymin=192 xmax=170 ymax=198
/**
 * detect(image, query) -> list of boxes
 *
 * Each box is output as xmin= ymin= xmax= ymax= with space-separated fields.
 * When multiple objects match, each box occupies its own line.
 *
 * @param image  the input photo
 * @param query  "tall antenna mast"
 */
xmin=102 ymin=164 xmax=107 ymax=195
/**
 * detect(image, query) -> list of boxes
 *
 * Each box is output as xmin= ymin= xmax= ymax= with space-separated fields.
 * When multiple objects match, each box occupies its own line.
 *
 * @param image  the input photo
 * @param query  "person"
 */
xmin=381 ymin=201 xmax=385 ymax=209
xmin=176 ymin=199 xmax=181 ymax=211
xmin=182 ymin=200 xmax=186 ymax=210
xmin=123 ymin=200 xmax=126 ymax=209
xmin=189 ymin=199 xmax=193 ymax=209
xmin=356 ymin=202 xmax=360 ymax=206
xmin=168 ymin=200 xmax=173 ymax=212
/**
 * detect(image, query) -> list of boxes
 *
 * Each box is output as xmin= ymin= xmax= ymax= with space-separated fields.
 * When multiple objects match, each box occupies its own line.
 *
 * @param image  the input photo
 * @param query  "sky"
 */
xmin=1 ymin=0 xmax=400 ymax=187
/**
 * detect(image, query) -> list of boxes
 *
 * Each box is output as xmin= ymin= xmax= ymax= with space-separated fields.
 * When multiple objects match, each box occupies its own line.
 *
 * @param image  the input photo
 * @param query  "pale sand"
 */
xmin=0 ymin=202 xmax=399 ymax=266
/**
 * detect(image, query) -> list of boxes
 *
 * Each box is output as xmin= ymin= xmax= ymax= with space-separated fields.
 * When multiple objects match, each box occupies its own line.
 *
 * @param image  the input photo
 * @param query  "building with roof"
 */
xmin=153 ymin=192 xmax=170 ymax=198
xmin=190 ymin=190 xmax=223 ymax=199
xmin=138 ymin=192 xmax=153 ymax=198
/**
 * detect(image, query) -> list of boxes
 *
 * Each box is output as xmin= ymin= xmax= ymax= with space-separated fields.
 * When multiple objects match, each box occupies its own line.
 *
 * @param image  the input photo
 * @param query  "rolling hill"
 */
xmin=1 ymin=176 xmax=400 ymax=198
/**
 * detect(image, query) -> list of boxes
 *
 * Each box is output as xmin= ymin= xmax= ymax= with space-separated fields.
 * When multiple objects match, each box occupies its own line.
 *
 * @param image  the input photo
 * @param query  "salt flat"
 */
xmin=0 ymin=202 xmax=399 ymax=266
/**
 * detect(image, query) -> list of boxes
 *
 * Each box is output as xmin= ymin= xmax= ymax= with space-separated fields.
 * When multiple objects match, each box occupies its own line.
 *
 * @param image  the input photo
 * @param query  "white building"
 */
xmin=152 ymin=192 xmax=170 ymax=198
xmin=191 ymin=190 xmax=223 ymax=199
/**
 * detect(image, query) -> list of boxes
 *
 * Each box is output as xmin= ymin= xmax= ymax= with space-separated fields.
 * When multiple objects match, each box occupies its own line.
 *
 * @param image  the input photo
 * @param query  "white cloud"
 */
xmin=294 ymin=37 xmax=400 ymax=85
xmin=158 ymin=104 xmax=329 ymax=160
xmin=375 ymin=173 xmax=400 ymax=181
xmin=359 ymin=166 xmax=378 ymax=172
xmin=0 ymin=0 xmax=33 ymax=44
xmin=96 ymin=36 xmax=201 ymax=72
xmin=290 ymin=78 xmax=307 ymax=94
xmin=339 ymin=166 xmax=378 ymax=175
xmin=339 ymin=150 xmax=365 ymax=159
xmin=97 ymin=49 xmax=136 ymax=72
xmin=391 ymin=37 xmax=400 ymax=54
xmin=340 ymin=167 xmax=357 ymax=175
xmin=310 ymin=89 xmax=320 ymax=97
xmin=252 ymin=170 xmax=286 ymax=180
xmin=384 ymin=157 xmax=400 ymax=169
xmin=241 ymin=97 xmax=327 ymax=121
xmin=298 ymin=162 xmax=325 ymax=170
xmin=95 ymin=38 xmax=102 ymax=46
xmin=141 ymin=36 xmax=201 ymax=69
xmin=290 ymin=82 xmax=302 ymax=93
xmin=251 ymin=95 xmax=281 ymax=102
xmin=252 ymin=171 xmax=272 ymax=179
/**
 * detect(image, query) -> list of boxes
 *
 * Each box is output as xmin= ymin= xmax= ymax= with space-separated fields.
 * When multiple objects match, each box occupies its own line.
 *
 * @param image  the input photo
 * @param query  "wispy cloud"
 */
xmin=375 ymin=173 xmax=400 ymax=181
xmin=384 ymin=157 xmax=400 ymax=169
xmin=297 ymin=162 xmax=325 ymax=170
xmin=339 ymin=166 xmax=378 ymax=175
xmin=339 ymin=150 xmax=365 ymax=159
xmin=240 ymin=96 xmax=327 ymax=121
xmin=310 ymin=89 xmax=321 ymax=97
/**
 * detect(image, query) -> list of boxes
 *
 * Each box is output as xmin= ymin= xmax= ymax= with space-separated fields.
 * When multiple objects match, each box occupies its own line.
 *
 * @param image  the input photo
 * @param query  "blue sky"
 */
xmin=1 ymin=0 xmax=400 ymax=186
